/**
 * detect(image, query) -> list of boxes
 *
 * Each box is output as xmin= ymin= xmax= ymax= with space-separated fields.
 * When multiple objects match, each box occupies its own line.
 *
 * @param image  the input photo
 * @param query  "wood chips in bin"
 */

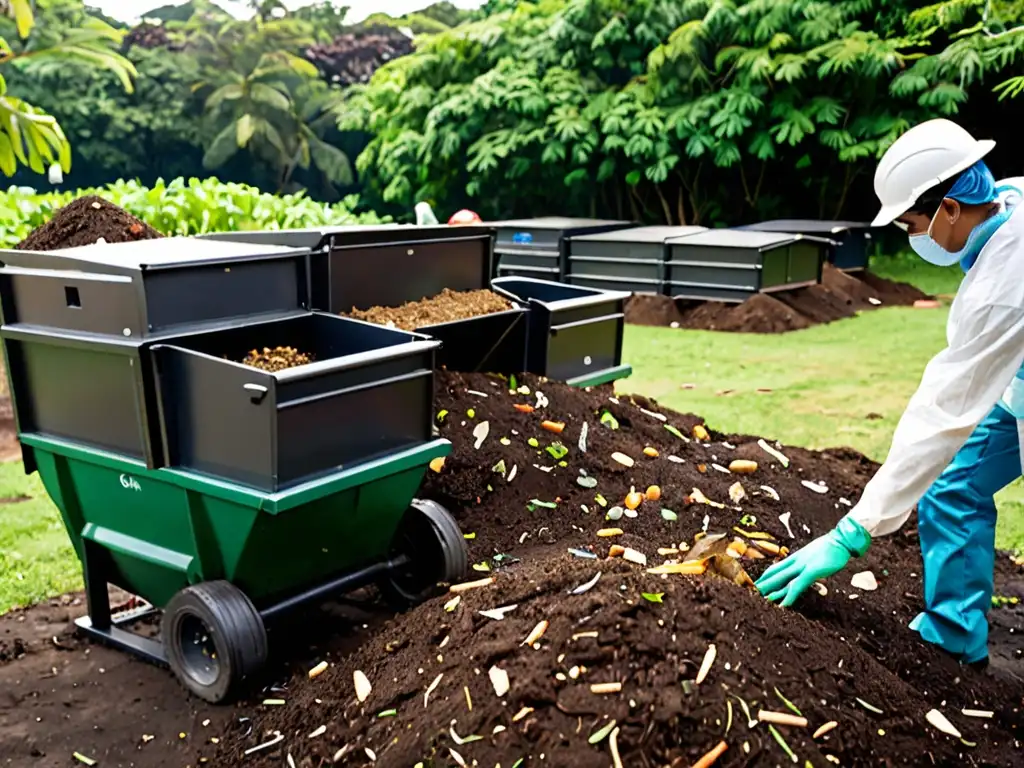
xmin=240 ymin=346 xmax=314 ymax=372
xmin=346 ymin=288 xmax=513 ymax=331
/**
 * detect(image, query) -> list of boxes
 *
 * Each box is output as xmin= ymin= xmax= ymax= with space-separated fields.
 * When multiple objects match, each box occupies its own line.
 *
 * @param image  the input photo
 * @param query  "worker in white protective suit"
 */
xmin=756 ymin=119 xmax=1024 ymax=673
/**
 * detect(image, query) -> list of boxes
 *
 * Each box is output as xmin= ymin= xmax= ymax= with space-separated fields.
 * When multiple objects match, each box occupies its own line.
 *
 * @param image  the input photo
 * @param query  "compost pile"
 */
xmin=626 ymin=265 xmax=931 ymax=333
xmin=211 ymin=371 xmax=1023 ymax=768
xmin=347 ymin=288 xmax=514 ymax=330
xmin=240 ymin=346 xmax=314 ymax=372
xmin=16 ymin=196 xmax=162 ymax=251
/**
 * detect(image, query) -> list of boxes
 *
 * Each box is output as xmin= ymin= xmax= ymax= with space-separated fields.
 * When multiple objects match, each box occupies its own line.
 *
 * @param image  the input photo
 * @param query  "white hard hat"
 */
xmin=871 ymin=119 xmax=995 ymax=227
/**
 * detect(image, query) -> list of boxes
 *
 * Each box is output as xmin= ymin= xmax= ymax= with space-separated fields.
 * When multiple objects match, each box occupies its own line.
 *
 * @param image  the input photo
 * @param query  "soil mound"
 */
xmin=210 ymin=371 xmax=1023 ymax=768
xmin=346 ymin=288 xmax=513 ymax=330
xmin=625 ymin=265 xmax=931 ymax=333
xmin=16 ymin=195 xmax=162 ymax=251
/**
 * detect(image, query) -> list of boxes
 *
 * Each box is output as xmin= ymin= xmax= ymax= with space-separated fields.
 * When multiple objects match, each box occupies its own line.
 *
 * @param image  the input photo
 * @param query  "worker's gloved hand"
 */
xmin=755 ymin=516 xmax=871 ymax=607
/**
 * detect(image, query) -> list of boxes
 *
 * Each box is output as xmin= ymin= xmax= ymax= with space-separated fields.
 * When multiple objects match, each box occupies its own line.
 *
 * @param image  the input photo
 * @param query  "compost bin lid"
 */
xmin=0 ymin=236 xmax=310 ymax=272
xmin=489 ymin=217 xmax=634 ymax=231
xmin=571 ymin=225 xmax=707 ymax=243
xmin=198 ymin=225 xmax=403 ymax=250
xmin=327 ymin=224 xmax=494 ymax=248
xmin=666 ymin=229 xmax=802 ymax=250
xmin=738 ymin=219 xmax=873 ymax=235
xmin=201 ymin=224 xmax=493 ymax=251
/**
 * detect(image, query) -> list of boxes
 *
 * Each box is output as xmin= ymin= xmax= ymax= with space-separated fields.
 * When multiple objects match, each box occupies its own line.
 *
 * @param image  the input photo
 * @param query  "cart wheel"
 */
xmin=161 ymin=581 xmax=267 ymax=704
xmin=379 ymin=498 xmax=468 ymax=608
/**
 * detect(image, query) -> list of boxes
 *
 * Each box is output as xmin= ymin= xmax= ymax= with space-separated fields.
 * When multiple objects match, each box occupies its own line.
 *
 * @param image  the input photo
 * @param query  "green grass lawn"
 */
xmin=0 ymin=462 xmax=79 ymax=612
xmin=1 ymin=254 xmax=1021 ymax=614
xmin=623 ymin=254 xmax=1024 ymax=556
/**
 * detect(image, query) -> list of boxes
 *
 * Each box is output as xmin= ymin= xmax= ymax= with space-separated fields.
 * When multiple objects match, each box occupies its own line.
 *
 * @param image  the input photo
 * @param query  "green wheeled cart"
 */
xmin=25 ymin=432 xmax=466 ymax=703
xmin=0 ymin=237 xmax=471 ymax=704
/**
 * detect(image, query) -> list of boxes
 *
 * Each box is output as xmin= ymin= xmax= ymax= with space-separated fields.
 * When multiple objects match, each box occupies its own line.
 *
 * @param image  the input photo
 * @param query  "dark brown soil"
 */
xmin=0 ymin=372 xmax=1020 ymax=768
xmin=240 ymin=346 xmax=314 ymax=372
xmin=626 ymin=265 xmax=931 ymax=333
xmin=347 ymin=288 xmax=513 ymax=330
xmin=16 ymin=195 xmax=162 ymax=251
xmin=207 ymin=372 xmax=1022 ymax=767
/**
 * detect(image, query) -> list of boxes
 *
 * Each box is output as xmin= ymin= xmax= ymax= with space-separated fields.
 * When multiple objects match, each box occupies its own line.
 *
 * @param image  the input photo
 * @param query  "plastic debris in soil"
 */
xmin=16 ymin=195 xmax=162 ymax=251
xmin=625 ymin=264 xmax=930 ymax=333
xmin=345 ymin=288 xmax=513 ymax=330
xmin=207 ymin=370 xmax=1023 ymax=768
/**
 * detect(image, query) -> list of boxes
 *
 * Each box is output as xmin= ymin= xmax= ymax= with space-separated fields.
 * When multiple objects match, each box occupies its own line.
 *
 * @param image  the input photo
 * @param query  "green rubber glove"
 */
xmin=755 ymin=516 xmax=871 ymax=607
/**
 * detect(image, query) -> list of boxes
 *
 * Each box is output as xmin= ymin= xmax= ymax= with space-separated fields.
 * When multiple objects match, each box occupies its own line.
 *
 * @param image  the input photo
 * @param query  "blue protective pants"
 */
xmin=910 ymin=404 xmax=1021 ymax=663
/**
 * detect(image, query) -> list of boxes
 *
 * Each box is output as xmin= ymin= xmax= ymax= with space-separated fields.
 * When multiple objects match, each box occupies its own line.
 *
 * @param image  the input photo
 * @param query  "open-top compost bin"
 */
xmin=491 ymin=217 xmax=636 ymax=281
xmin=664 ymin=228 xmax=828 ymax=303
xmin=566 ymin=225 xmax=706 ymax=294
xmin=738 ymin=219 xmax=874 ymax=271
xmin=201 ymin=225 xmax=636 ymax=387
xmin=201 ymin=225 xmax=529 ymax=376
xmin=491 ymin=276 xmax=630 ymax=386
xmin=0 ymin=237 xmax=315 ymax=467
xmin=0 ymin=236 xmax=469 ymax=703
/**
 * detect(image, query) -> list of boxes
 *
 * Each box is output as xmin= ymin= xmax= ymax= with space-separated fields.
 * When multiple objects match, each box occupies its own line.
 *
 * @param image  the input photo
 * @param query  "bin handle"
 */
xmin=244 ymin=383 xmax=268 ymax=403
xmin=550 ymin=311 xmax=624 ymax=335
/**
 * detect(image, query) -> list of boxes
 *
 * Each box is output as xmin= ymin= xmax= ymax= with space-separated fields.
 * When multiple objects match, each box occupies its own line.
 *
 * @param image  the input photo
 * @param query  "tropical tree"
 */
xmin=901 ymin=0 xmax=1024 ymax=99
xmin=342 ymin=0 xmax=1024 ymax=225
xmin=181 ymin=10 xmax=354 ymax=193
xmin=0 ymin=0 xmax=136 ymax=177
xmin=8 ymin=46 xmax=205 ymax=189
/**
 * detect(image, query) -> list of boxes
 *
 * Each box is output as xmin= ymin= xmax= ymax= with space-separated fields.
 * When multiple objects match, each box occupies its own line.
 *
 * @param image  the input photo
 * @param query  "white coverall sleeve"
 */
xmin=848 ymin=300 xmax=1024 ymax=537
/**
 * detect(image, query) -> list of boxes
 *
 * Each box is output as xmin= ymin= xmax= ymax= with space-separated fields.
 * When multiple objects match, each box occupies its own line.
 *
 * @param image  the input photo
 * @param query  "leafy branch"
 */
xmin=0 ymin=1 xmax=136 ymax=177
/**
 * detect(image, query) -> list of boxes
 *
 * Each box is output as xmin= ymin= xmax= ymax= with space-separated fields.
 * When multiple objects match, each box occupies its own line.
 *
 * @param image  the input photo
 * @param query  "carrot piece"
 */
xmin=541 ymin=420 xmax=565 ymax=434
xmin=513 ymin=404 xmax=535 ymax=413
xmin=692 ymin=740 xmax=728 ymax=768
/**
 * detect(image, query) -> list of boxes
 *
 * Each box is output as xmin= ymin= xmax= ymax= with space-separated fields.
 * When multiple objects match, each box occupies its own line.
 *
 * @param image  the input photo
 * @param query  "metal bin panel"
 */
xmin=151 ymin=313 xmax=439 ymax=492
xmin=490 ymin=277 xmax=630 ymax=386
xmin=6 ymin=336 xmax=148 ymax=459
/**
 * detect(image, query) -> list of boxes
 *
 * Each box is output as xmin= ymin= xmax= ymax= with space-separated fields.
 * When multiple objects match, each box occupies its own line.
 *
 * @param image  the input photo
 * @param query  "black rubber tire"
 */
xmin=379 ymin=498 xmax=469 ymax=609
xmin=161 ymin=581 xmax=268 ymax=704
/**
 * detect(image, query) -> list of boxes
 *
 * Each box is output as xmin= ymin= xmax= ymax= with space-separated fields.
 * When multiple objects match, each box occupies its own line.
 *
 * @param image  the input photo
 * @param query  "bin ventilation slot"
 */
xmin=65 ymin=286 xmax=81 ymax=308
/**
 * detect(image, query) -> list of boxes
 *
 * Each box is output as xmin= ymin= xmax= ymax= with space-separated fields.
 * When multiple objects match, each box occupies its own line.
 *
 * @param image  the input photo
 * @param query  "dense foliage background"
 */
xmin=1 ymin=0 xmax=1022 ymax=226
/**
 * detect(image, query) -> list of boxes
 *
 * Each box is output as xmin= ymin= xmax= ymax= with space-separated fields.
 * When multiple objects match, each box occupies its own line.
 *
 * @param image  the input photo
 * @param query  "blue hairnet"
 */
xmin=946 ymin=160 xmax=997 ymax=205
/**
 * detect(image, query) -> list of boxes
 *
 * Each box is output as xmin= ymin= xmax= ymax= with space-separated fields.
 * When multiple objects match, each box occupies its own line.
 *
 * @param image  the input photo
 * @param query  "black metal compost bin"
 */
xmin=199 ymin=224 xmax=496 ymax=309
xmin=738 ymin=220 xmax=874 ymax=271
xmin=200 ymin=226 xmax=526 ymax=375
xmin=566 ymin=225 xmax=707 ymax=294
xmin=490 ymin=218 xmax=637 ymax=282
xmin=0 ymin=237 xmax=314 ymax=469
xmin=664 ymin=229 xmax=827 ymax=303
xmin=490 ymin=277 xmax=630 ymax=387
xmin=150 ymin=313 xmax=438 ymax=492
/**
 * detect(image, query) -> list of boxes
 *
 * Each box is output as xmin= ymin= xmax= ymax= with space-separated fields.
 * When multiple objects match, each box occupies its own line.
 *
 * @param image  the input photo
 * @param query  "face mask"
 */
xmin=908 ymin=231 xmax=962 ymax=267
xmin=909 ymin=197 xmax=1014 ymax=269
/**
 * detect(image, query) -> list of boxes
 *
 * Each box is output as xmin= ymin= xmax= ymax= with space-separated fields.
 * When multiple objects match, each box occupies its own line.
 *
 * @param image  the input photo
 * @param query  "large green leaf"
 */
xmin=260 ymin=120 xmax=288 ymax=159
xmin=0 ymin=97 xmax=68 ymax=178
xmin=10 ymin=0 xmax=34 ymax=39
xmin=203 ymin=121 xmax=242 ymax=168
xmin=308 ymin=135 xmax=353 ymax=185
xmin=250 ymin=82 xmax=292 ymax=112
xmin=236 ymin=114 xmax=256 ymax=147
xmin=206 ymin=83 xmax=245 ymax=111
